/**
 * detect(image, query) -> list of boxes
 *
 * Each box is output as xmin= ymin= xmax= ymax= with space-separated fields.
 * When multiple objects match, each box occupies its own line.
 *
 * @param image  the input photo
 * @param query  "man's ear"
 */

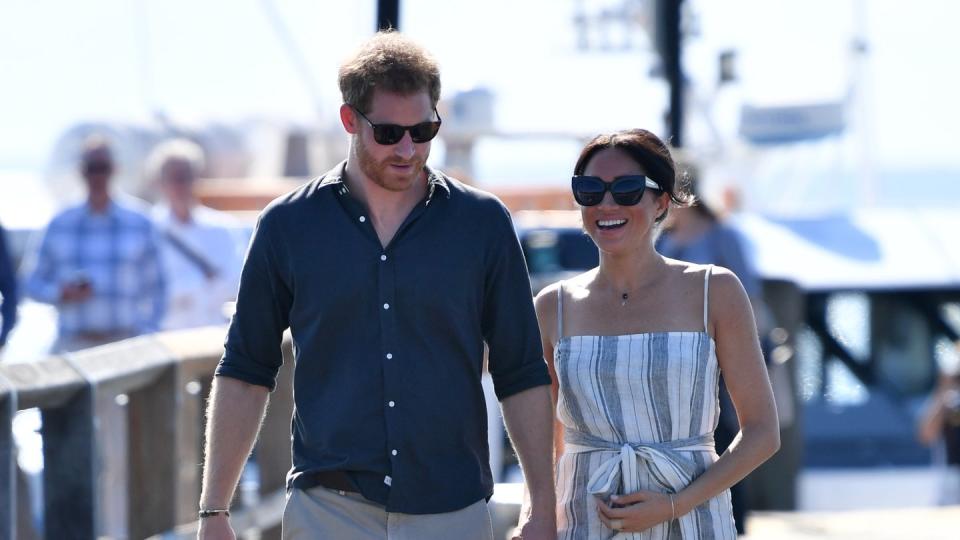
xmin=340 ymin=104 xmax=359 ymax=135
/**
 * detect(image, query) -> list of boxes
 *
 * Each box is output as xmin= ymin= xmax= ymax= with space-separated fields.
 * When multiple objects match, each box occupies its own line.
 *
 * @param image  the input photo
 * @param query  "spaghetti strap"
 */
xmin=703 ymin=265 xmax=713 ymax=334
xmin=556 ymin=281 xmax=565 ymax=343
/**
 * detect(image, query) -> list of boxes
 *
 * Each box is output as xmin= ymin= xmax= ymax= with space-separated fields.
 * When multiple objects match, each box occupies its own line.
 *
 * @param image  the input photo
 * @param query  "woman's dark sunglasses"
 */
xmin=571 ymin=175 xmax=661 ymax=206
xmin=351 ymin=105 xmax=442 ymax=145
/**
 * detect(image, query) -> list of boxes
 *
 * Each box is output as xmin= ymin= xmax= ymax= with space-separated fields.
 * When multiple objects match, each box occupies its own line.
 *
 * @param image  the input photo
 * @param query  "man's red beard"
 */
xmin=355 ymin=138 xmax=427 ymax=192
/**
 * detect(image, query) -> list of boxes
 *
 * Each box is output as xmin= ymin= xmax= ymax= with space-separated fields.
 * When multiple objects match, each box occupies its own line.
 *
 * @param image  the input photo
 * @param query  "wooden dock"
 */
xmin=744 ymin=506 xmax=959 ymax=540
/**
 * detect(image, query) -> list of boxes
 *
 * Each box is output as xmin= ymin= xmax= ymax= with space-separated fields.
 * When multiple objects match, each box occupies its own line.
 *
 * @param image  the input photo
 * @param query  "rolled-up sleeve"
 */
xmin=481 ymin=203 xmax=551 ymax=401
xmin=216 ymin=210 xmax=292 ymax=390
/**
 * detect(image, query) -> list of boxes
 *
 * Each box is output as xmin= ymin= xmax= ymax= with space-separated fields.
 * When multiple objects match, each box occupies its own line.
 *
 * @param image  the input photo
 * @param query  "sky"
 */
xmin=1 ymin=0 xmax=958 ymax=201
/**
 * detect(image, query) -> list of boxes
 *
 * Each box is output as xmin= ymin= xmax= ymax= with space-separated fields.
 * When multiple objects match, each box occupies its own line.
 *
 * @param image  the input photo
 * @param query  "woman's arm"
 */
xmin=674 ymin=267 xmax=780 ymax=517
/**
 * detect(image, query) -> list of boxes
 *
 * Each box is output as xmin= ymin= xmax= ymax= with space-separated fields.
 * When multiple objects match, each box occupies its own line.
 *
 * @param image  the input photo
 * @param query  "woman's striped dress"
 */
xmin=554 ymin=267 xmax=737 ymax=539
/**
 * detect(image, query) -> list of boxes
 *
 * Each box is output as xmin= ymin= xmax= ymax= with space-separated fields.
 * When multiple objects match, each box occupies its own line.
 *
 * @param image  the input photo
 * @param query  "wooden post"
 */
xmin=0 ymin=380 xmax=15 ymax=540
xmin=41 ymin=386 xmax=96 ymax=539
xmin=751 ymin=279 xmax=805 ymax=511
xmin=1 ymin=357 xmax=89 ymax=540
xmin=127 ymin=365 xmax=180 ymax=539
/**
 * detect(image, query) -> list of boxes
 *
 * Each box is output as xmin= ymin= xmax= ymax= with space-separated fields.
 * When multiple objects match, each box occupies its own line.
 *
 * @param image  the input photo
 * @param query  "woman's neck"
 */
xmin=595 ymin=243 xmax=665 ymax=295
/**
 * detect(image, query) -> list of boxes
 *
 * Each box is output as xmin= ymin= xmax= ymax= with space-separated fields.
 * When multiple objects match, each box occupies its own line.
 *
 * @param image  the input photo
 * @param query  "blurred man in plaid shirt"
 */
xmin=23 ymin=135 xmax=166 ymax=352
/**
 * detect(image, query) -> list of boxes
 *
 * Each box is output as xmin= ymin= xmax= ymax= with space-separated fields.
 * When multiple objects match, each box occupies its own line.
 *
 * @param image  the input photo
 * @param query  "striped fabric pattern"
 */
xmin=554 ymin=269 xmax=737 ymax=539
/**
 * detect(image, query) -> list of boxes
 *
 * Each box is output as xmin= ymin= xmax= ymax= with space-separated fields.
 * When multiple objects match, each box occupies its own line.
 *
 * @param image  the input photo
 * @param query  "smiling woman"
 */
xmin=535 ymin=128 xmax=781 ymax=539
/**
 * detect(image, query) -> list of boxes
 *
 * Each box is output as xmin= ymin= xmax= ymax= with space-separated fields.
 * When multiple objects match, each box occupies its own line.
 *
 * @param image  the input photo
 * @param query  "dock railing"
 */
xmin=0 ymin=326 xmax=294 ymax=540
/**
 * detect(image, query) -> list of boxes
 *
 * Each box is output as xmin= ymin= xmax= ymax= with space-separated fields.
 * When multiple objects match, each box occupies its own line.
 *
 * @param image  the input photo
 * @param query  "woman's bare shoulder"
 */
xmin=534 ymin=281 xmax=561 ymax=314
xmin=534 ymin=270 xmax=596 ymax=323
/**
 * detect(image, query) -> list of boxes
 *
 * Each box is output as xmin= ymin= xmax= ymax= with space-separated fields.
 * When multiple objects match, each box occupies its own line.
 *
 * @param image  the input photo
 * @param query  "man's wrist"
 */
xmin=198 ymin=508 xmax=230 ymax=519
xmin=522 ymin=500 xmax=556 ymax=523
xmin=526 ymin=487 xmax=556 ymax=511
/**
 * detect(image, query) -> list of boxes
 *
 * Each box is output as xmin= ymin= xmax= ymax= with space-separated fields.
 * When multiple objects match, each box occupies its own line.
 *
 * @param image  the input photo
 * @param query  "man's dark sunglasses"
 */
xmin=351 ymin=105 xmax=442 ymax=145
xmin=571 ymin=175 xmax=661 ymax=206
xmin=83 ymin=161 xmax=113 ymax=176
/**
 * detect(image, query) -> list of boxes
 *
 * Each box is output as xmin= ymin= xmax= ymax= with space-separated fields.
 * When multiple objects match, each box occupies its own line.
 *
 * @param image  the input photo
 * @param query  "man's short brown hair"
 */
xmin=338 ymin=31 xmax=441 ymax=113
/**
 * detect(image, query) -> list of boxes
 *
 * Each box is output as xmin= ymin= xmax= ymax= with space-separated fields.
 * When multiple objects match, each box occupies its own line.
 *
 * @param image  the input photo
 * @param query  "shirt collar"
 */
xmin=318 ymin=161 xmax=451 ymax=202
xmin=424 ymin=165 xmax=451 ymax=202
xmin=84 ymin=199 xmax=117 ymax=217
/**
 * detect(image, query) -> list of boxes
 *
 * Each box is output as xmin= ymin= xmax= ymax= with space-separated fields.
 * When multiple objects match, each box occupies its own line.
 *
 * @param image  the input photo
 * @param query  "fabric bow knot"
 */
xmin=564 ymin=430 xmax=715 ymax=537
xmin=564 ymin=429 xmax=714 ymax=501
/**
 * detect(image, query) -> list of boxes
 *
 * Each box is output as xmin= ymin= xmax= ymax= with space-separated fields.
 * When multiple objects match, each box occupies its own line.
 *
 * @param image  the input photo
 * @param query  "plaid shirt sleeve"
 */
xmin=23 ymin=224 xmax=62 ymax=305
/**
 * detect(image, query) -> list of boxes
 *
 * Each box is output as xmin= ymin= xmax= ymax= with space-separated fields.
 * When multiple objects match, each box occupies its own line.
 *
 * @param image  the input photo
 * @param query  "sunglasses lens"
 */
xmin=373 ymin=125 xmax=405 ymax=145
xmin=409 ymin=121 xmax=441 ymax=143
xmin=610 ymin=176 xmax=646 ymax=205
xmin=572 ymin=177 xmax=606 ymax=206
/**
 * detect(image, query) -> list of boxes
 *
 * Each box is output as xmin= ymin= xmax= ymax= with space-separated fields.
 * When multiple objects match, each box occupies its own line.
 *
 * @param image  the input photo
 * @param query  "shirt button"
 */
xmin=380 ymin=254 xmax=387 ymax=261
xmin=388 ymin=401 xmax=395 ymax=407
xmin=391 ymin=449 xmax=398 ymax=456
xmin=383 ymin=303 xmax=390 ymax=310
xmin=359 ymin=216 xmax=366 ymax=223
xmin=386 ymin=353 xmax=393 ymax=359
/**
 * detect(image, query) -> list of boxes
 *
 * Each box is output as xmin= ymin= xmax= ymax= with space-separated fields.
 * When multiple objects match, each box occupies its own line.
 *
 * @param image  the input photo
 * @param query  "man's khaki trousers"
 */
xmin=282 ymin=485 xmax=495 ymax=540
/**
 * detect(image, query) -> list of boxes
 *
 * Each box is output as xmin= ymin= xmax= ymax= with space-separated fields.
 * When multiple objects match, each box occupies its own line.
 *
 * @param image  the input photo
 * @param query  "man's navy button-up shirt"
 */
xmin=216 ymin=161 xmax=550 ymax=514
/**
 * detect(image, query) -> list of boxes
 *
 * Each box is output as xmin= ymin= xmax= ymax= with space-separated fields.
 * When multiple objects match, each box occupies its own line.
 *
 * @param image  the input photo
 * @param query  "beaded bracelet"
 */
xmin=198 ymin=509 xmax=230 ymax=519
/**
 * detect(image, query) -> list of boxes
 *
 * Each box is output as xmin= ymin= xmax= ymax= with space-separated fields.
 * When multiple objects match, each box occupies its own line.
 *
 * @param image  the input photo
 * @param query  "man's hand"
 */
xmin=60 ymin=281 xmax=92 ymax=303
xmin=197 ymin=514 xmax=236 ymax=540
xmin=501 ymin=386 xmax=557 ymax=540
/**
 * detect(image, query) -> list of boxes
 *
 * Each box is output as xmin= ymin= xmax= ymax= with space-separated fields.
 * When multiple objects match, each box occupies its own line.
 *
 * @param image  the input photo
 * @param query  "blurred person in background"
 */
xmin=918 ymin=362 xmax=960 ymax=505
xmin=148 ymin=138 xmax=244 ymax=330
xmin=655 ymin=171 xmax=772 ymax=535
xmin=22 ymin=134 xmax=166 ymax=352
xmin=0 ymin=219 xmax=18 ymax=350
xmin=536 ymin=129 xmax=779 ymax=538
xmin=20 ymin=134 xmax=167 ymax=539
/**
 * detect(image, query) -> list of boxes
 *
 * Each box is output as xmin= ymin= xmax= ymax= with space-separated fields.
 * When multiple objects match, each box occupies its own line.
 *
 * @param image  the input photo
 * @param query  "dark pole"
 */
xmin=658 ymin=0 xmax=684 ymax=147
xmin=377 ymin=0 xmax=400 ymax=30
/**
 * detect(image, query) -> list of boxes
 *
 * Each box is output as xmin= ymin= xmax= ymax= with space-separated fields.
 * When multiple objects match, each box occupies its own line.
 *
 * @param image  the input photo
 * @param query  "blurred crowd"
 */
xmin=0 ymin=133 xmax=246 ymax=356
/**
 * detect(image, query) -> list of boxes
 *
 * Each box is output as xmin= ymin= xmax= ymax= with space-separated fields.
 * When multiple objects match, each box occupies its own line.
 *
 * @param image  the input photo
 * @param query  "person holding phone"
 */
xmin=23 ymin=135 xmax=166 ymax=352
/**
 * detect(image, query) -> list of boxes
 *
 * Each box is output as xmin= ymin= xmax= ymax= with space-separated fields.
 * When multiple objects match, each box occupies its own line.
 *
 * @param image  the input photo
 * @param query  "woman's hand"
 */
xmin=596 ymin=490 xmax=675 ymax=533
